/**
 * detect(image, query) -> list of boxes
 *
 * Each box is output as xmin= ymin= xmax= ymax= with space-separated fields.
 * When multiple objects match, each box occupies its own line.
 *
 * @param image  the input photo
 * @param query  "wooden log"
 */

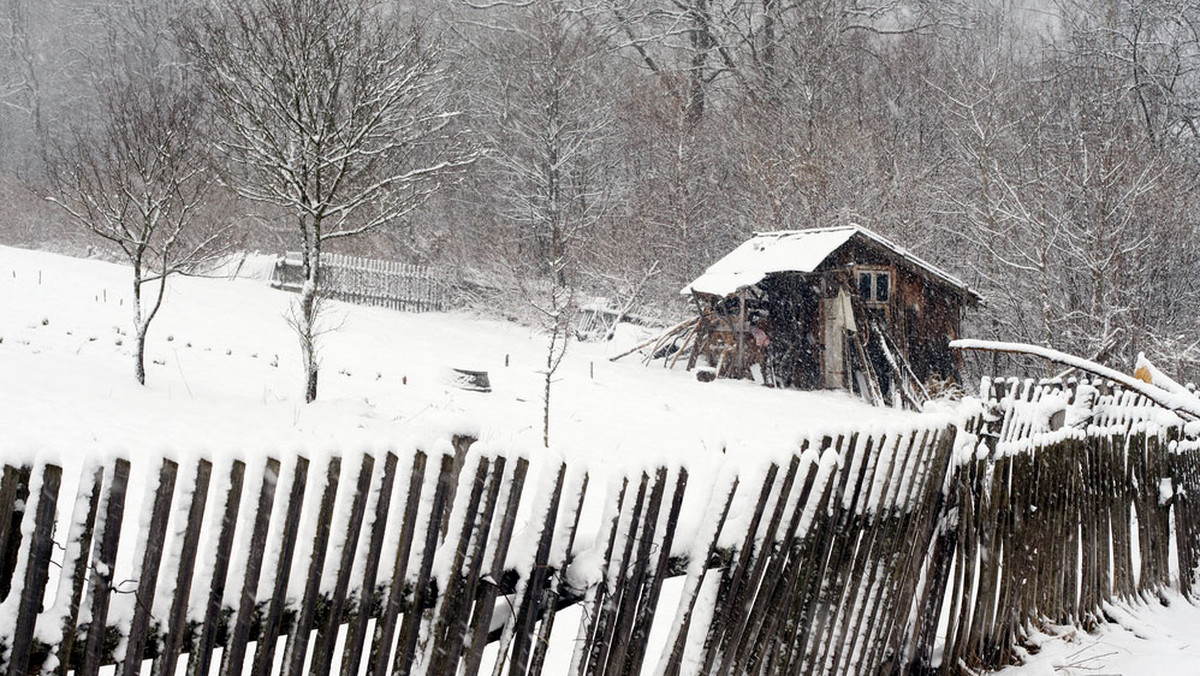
xmin=119 ymin=459 xmax=179 ymax=676
xmin=7 ymin=464 xmax=62 ymax=676
xmin=250 ymin=457 xmax=311 ymax=676
xmin=340 ymin=452 xmax=399 ymax=676
xmin=152 ymin=460 xmax=212 ymax=676
xmin=281 ymin=457 xmax=343 ymax=676
xmin=219 ymin=457 xmax=282 ymax=676
xmin=365 ymin=451 xmax=428 ymax=676
xmin=188 ymin=461 xmax=246 ymax=676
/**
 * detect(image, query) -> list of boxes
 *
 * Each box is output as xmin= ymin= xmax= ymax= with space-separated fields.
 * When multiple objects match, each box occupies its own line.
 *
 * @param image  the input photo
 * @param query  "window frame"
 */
xmin=855 ymin=266 xmax=893 ymax=306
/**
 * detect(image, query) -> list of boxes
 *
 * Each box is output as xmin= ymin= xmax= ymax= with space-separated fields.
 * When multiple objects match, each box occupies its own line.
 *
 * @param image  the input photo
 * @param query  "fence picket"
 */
xmin=80 ymin=459 xmax=130 ymax=676
xmin=281 ymin=457 xmax=343 ymax=676
xmin=341 ymin=452 xmax=399 ymax=676
xmin=251 ymin=457 xmax=310 ymax=676
xmin=118 ymin=459 xmax=179 ymax=676
xmin=7 ymin=464 xmax=61 ymax=676
xmin=219 ymin=458 xmax=281 ymax=676
xmin=152 ymin=459 xmax=212 ymax=676
xmin=189 ymin=460 xmax=245 ymax=676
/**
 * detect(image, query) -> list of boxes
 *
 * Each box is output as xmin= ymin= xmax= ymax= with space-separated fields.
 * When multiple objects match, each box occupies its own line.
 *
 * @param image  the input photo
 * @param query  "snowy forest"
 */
xmin=2 ymin=0 xmax=1199 ymax=379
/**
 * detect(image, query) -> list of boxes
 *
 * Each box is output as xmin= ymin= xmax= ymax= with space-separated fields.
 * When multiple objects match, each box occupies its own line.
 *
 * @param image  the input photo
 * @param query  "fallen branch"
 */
xmin=950 ymin=339 xmax=1200 ymax=421
xmin=609 ymin=317 xmax=697 ymax=362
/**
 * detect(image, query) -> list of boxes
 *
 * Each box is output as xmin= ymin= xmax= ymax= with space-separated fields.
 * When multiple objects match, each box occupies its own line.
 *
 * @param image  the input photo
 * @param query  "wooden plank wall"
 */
xmin=0 ymin=388 xmax=1197 ymax=676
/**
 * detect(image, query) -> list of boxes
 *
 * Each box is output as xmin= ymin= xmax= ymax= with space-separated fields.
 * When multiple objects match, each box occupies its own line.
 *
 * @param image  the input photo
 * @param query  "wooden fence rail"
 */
xmin=1 ymin=378 xmax=1199 ymax=675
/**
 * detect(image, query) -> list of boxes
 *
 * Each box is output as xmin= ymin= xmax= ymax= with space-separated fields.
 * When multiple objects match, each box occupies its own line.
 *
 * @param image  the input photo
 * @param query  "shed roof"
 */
xmin=681 ymin=225 xmax=980 ymax=302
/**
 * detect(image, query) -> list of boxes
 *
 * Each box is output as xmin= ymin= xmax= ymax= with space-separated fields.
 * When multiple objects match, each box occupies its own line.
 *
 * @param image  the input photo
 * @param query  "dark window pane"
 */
xmin=859 ymin=273 xmax=872 ymax=300
xmin=876 ymin=273 xmax=890 ymax=302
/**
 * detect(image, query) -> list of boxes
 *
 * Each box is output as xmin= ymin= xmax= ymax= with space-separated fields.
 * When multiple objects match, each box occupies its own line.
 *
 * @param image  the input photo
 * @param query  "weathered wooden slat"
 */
xmin=0 ymin=466 xmax=31 ymax=604
xmin=390 ymin=453 xmax=455 ymax=676
xmin=527 ymin=471 xmax=590 ymax=676
xmin=619 ymin=469 xmax=687 ymax=676
xmin=460 ymin=457 xmax=529 ymax=676
xmin=188 ymin=460 xmax=246 ymax=676
xmin=250 ymin=457 xmax=311 ymax=676
xmin=219 ymin=457 xmax=281 ymax=676
xmin=582 ymin=471 xmax=648 ymax=676
xmin=119 ymin=458 xmax=179 ymax=676
xmin=605 ymin=467 xmax=669 ymax=676
xmin=310 ymin=454 xmax=375 ymax=676
xmin=697 ymin=462 xmax=779 ymax=673
xmin=52 ymin=464 xmax=105 ymax=676
xmin=79 ymin=458 xmax=131 ymax=676
xmin=281 ymin=457 xmax=343 ymax=676
xmin=366 ymin=451 xmax=428 ymax=676
xmin=425 ymin=456 xmax=492 ymax=674
xmin=436 ymin=457 xmax=507 ymax=674
xmin=341 ymin=452 xmax=399 ymax=676
xmin=505 ymin=463 xmax=568 ymax=676
xmin=659 ymin=475 xmax=738 ymax=676
xmin=152 ymin=459 xmax=212 ymax=676
xmin=569 ymin=476 xmax=630 ymax=675
xmin=7 ymin=464 xmax=62 ymax=676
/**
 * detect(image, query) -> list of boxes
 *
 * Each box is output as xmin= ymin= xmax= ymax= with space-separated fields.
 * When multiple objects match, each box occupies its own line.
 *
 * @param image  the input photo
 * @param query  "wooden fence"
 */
xmin=1 ymin=378 xmax=1199 ymax=675
xmin=271 ymin=252 xmax=449 ymax=313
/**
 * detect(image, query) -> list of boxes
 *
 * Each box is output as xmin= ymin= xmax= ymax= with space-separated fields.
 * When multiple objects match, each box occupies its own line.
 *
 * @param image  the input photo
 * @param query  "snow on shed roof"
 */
xmin=681 ymin=225 xmax=979 ymax=300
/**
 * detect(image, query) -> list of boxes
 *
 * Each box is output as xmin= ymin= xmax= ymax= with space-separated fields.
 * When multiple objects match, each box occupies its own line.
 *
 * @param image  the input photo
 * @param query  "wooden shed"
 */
xmin=679 ymin=225 xmax=980 ymax=406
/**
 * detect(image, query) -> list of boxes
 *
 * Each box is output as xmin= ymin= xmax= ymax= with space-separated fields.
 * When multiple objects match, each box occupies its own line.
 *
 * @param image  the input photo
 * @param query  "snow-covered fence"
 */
xmin=0 ymin=425 xmax=967 ymax=676
xmin=271 ymin=252 xmax=449 ymax=313
xmin=2 ymin=394 xmax=1198 ymax=676
xmin=933 ymin=376 xmax=1200 ymax=673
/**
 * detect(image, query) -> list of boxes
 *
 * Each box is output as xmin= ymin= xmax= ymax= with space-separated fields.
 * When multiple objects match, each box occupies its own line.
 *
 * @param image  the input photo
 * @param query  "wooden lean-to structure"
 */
xmin=673 ymin=225 xmax=980 ymax=407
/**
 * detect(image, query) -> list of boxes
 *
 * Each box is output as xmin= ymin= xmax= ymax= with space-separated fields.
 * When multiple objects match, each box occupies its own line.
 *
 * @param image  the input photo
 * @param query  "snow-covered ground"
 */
xmin=993 ymin=591 xmax=1200 ymax=675
xmin=2 ymin=244 xmax=1199 ymax=674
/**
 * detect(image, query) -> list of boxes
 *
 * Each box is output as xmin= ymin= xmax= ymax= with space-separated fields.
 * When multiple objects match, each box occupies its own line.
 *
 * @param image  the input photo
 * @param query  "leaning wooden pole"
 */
xmin=950 ymin=339 xmax=1200 ymax=421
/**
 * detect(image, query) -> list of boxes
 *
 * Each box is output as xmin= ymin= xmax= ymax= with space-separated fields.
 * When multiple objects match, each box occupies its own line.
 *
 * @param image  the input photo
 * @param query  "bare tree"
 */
xmin=183 ymin=0 xmax=473 ymax=402
xmin=466 ymin=0 xmax=620 ymax=445
xmin=44 ymin=68 xmax=224 ymax=385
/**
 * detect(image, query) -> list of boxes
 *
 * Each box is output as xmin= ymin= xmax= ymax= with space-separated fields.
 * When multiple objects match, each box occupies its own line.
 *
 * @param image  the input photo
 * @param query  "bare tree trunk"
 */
xmin=300 ymin=239 xmax=321 ymax=403
xmin=132 ymin=273 xmax=146 ymax=386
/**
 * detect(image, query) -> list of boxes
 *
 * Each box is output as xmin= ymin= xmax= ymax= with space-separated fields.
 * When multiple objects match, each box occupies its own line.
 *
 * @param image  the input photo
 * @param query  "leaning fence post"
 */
xmin=119 ymin=459 xmax=179 ymax=676
xmin=7 ymin=464 xmax=62 ymax=676
xmin=79 ymin=459 xmax=131 ymax=676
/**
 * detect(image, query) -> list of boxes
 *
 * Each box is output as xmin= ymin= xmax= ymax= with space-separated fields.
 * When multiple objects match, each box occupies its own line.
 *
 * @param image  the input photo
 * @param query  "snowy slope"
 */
xmin=5 ymin=245 xmax=1197 ymax=675
xmin=0 ymin=244 xmax=933 ymax=474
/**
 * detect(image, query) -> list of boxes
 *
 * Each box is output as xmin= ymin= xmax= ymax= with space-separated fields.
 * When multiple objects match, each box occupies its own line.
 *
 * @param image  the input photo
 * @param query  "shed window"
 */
xmin=857 ymin=268 xmax=892 ymax=305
